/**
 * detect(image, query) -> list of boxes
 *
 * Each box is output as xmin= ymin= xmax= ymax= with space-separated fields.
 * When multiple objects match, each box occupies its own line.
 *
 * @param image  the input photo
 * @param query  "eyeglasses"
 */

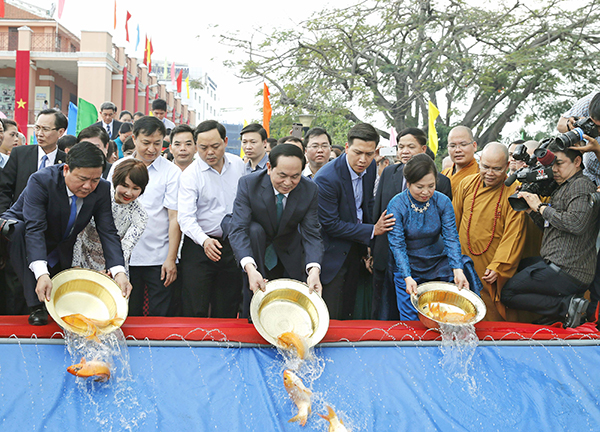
xmin=447 ymin=141 xmax=474 ymax=150
xmin=479 ymin=163 xmax=506 ymax=174
xmin=33 ymin=125 xmax=58 ymax=134
xmin=307 ymin=144 xmax=331 ymax=150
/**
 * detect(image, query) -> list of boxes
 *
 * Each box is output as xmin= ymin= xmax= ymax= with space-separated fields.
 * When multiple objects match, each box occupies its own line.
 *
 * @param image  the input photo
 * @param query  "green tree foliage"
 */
xmin=223 ymin=0 xmax=600 ymax=143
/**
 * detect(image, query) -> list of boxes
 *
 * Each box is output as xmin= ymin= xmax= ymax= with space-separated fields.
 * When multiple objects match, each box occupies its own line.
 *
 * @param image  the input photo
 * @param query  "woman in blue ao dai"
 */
xmin=387 ymin=154 xmax=481 ymax=320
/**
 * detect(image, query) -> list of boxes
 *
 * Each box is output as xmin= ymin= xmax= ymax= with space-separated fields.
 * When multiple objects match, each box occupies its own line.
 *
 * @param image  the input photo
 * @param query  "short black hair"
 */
xmin=589 ymin=93 xmax=600 ymax=121
xmin=331 ymin=145 xmax=344 ymax=156
xmin=122 ymin=136 xmax=135 ymax=153
xmin=404 ymin=153 xmax=437 ymax=184
xmin=152 ymin=99 xmax=167 ymax=112
xmin=119 ymin=122 xmax=132 ymax=134
xmin=194 ymin=120 xmax=226 ymax=142
xmin=112 ymin=158 xmax=149 ymax=195
xmin=348 ymin=123 xmax=379 ymax=146
xmin=266 ymin=138 xmax=278 ymax=149
xmin=2 ymin=119 xmax=17 ymax=130
xmin=119 ymin=110 xmax=133 ymax=120
xmin=277 ymin=136 xmax=303 ymax=149
xmin=133 ymin=116 xmax=166 ymax=138
xmin=57 ymin=134 xmax=77 ymax=152
xmin=37 ymin=109 xmax=68 ymax=130
xmin=171 ymin=124 xmax=195 ymax=142
xmin=548 ymin=141 xmax=583 ymax=166
xmin=77 ymin=125 xmax=109 ymax=147
xmin=397 ymin=127 xmax=426 ymax=147
xmin=240 ymin=123 xmax=267 ymax=141
xmin=304 ymin=127 xmax=332 ymax=148
xmin=269 ymin=143 xmax=306 ymax=170
xmin=66 ymin=141 xmax=106 ymax=171
xmin=133 ymin=111 xmax=144 ymax=119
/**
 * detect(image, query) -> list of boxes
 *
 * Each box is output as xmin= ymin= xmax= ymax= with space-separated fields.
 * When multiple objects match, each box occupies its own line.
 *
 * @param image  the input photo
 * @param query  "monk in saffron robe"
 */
xmin=441 ymin=126 xmax=480 ymax=198
xmin=454 ymin=143 xmax=526 ymax=321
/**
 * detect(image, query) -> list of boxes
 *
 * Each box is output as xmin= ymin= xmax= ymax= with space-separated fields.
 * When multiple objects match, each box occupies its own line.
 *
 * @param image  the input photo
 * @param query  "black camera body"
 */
xmin=506 ymin=142 xmax=558 ymax=211
xmin=0 ymin=217 xmax=17 ymax=240
xmin=554 ymin=117 xmax=600 ymax=151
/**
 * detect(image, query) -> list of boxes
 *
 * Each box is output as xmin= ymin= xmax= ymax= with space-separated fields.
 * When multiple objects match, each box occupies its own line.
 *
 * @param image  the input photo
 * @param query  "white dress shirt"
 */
xmin=109 ymin=155 xmax=181 ymax=266
xmin=37 ymin=146 xmax=59 ymax=168
xmin=178 ymin=153 xmax=245 ymax=246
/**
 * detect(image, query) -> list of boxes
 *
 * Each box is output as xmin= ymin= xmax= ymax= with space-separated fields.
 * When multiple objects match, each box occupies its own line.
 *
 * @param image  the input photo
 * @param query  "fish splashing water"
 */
xmin=278 ymin=331 xmax=309 ymax=359
xmin=61 ymin=313 xmax=123 ymax=343
xmin=423 ymin=303 xmax=475 ymax=324
xmin=319 ymin=405 xmax=350 ymax=431
xmin=283 ymin=369 xmax=312 ymax=426
xmin=67 ymin=357 xmax=111 ymax=382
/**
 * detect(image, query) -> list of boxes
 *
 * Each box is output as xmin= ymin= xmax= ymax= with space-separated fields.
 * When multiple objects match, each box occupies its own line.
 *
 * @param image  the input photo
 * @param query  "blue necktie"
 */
xmin=265 ymin=193 xmax=285 ymax=271
xmin=106 ymin=124 xmax=111 ymax=138
xmin=39 ymin=155 xmax=48 ymax=170
xmin=47 ymin=197 xmax=77 ymax=268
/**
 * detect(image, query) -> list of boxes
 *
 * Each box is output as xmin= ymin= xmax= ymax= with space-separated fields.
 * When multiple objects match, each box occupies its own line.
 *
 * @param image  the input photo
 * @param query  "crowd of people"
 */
xmin=1 ymin=93 xmax=600 ymax=330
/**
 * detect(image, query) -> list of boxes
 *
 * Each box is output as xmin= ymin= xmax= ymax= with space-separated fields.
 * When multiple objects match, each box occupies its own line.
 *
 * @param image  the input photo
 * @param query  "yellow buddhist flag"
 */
xmin=428 ymin=100 xmax=440 ymax=156
xmin=185 ymin=76 xmax=190 ymax=99
xmin=240 ymin=120 xmax=248 ymax=158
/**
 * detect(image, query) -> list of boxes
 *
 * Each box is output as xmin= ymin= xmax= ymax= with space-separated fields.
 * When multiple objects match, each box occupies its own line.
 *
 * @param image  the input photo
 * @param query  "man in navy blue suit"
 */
xmin=1 ymin=142 xmax=131 ymax=325
xmin=314 ymin=123 xmax=395 ymax=320
xmin=228 ymin=144 xmax=323 ymax=318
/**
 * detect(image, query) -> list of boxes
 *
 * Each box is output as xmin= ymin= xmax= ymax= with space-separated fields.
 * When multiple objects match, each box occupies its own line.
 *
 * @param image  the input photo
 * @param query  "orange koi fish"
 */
xmin=283 ymin=369 xmax=312 ymax=426
xmin=319 ymin=406 xmax=350 ymax=432
xmin=67 ymin=357 xmax=111 ymax=382
xmin=278 ymin=331 xmax=308 ymax=359
xmin=61 ymin=313 xmax=123 ymax=343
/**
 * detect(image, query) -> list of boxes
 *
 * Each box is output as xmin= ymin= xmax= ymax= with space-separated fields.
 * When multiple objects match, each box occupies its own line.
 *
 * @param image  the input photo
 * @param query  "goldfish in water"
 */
xmin=319 ymin=406 xmax=349 ymax=432
xmin=278 ymin=331 xmax=308 ymax=359
xmin=61 ymin=313 xmax=123 ymax=343
xmin=283 ymin=369 xmax=312 ymax=426
xmin=423 ymin=303 xmax=475 ymax=324
xmin=67 ymin=357 xmax=111 ymax=382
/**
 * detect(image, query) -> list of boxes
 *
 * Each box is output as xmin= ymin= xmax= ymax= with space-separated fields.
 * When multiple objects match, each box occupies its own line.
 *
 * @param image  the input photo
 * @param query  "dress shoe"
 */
xmin=28 ymin=306 xmax=48 ymax=326
xmin=564 ymin=297 xmax=590 ymax=328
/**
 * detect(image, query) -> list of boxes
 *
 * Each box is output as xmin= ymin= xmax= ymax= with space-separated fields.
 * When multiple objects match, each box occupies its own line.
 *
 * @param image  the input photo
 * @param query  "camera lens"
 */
xmin=589 ymin=192 xmax=600 ymax=208
xmin=555 ymin=128 xmax=584 ymax=150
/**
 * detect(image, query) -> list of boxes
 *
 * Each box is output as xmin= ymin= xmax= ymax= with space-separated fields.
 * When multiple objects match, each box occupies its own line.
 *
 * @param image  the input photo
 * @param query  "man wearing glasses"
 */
xmin=0 ymin=109 xmax=67 ymax=315
xmin=441 ymin=125 xmax=480 ymax=198
xmin=302 ymin=127 xmax=332 ymax=179
xmin=453 ymin=142 xmax=526 ymax=321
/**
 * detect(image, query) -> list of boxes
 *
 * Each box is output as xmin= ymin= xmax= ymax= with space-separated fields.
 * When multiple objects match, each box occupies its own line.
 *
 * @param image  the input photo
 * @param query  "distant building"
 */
xmin=0 ymin=0 xmax=196 ymax=140
xmin=223 ymin=122 xmax=243 ymax=156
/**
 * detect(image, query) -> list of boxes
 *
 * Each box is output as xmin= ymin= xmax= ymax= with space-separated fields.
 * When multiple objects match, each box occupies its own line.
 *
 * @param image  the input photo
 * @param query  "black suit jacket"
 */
xmin=2 ymin=164 xmax=124 ymax=270
xmin=92 ymin=120 xmax=123 ymax=140
xmin=372 ymin=163 xmax=452 ymax=271
xmin=228 ymin=170 xmax=323 ymax=280
xmin=0 ymin=145 xmax=67 ymax=214
xmin=313 ymin=154 xmax=377 ymax=284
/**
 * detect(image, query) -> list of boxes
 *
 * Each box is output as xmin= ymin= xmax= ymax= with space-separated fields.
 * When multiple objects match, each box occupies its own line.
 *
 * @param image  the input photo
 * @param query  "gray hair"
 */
xmin=100 ymin=101 xmax=117 ymax=112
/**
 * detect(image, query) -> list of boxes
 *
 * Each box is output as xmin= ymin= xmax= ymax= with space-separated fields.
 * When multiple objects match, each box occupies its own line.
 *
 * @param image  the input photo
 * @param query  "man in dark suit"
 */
xmin=77 ymin=125 xmax=112 ymax=178
xmin=1 ymin=142 xmax=131 ymax=325
xmin=0 ymin=109 xmax=67 ymax=315
xmin=92 ymin=101 xmax=122 ymax=141
xmin=371 ymin=127 xmax=453 ymax=320
xmin=228 ymin=144 xmax=323 ymax=318
xmin=314 ymin=123 xmax=395 ymax=320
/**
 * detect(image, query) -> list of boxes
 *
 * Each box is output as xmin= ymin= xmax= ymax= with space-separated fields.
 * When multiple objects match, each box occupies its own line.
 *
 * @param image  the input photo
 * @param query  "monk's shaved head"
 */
xmin=482 ymin=142 xmax=509 ymax=164
xmin=479 ymin=142 xmax=509 ymax=188
xmin=447 ymin=125 xmax=477 ymax=170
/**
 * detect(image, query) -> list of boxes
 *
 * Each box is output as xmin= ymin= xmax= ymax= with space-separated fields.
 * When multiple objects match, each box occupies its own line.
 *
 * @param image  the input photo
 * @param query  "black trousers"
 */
xmin=501 ymin=259 xmax=588 ymax=318
xmin=588 ymin=248 xmax=600 ymax=305
xmin=0 ymin=262 xmax=27 ymax=315
xmin=180 ymin=236 xmax=242 ymax=318
xmin=371 ymin=266 xmax=400 ymax=321
xmin=322 ymin=243 xmax=362 ymax=320
xmin=129 ymin=265 xmax=172 ymax=316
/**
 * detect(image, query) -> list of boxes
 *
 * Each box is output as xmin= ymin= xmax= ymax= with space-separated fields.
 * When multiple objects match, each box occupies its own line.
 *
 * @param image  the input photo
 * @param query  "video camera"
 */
xmin=505 ymin=140 xmax=558 ymax=211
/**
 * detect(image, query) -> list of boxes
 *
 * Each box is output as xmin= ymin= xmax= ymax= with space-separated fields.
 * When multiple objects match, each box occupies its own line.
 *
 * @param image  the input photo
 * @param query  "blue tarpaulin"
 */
xmin=1 ymin=341 xmax=599 ymax=431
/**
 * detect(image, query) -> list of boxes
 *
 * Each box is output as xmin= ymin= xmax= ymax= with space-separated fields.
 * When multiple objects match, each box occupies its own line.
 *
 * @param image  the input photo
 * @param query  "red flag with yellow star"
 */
xmin=15 ymin=50 xmax=30 ymax=130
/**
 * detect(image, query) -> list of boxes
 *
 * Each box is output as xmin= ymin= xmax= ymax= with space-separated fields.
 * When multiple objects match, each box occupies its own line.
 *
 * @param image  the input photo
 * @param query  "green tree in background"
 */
xmin=223 ymin=0 xmax=600 ymax=143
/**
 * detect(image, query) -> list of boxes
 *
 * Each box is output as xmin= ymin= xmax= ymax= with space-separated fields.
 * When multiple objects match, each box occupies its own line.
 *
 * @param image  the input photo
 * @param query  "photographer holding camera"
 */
xmin=501 ymin=140 xmax=600 ymax=328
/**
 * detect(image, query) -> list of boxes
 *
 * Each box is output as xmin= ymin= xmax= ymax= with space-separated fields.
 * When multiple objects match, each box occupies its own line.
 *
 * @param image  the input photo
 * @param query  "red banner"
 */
xmin=176 ymin=70 xmax=182 ymax=93
xmin=145 ymin=84 xmax=149 ymax=115
xmin=122 ymin=65 xmax=127 ymax=114
xmin=15 ymin=50 xmax=30 ymax=131
xmin=263 ymin=83 xmax=272 ymax=138
xmin=134 ymin=76 xmax=139 ymax=113
xmin=125 ymin=11 xmax=132 ymax=42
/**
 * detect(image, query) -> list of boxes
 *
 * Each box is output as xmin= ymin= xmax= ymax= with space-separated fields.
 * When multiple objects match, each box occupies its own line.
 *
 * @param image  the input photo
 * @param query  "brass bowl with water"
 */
xmin=45 ymin=268 xmax=128 ymax=336
xmin=410 ymin=281 xmax=486 ymax=329
xmin=250 ymin=278 xmax=329 ymax=348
